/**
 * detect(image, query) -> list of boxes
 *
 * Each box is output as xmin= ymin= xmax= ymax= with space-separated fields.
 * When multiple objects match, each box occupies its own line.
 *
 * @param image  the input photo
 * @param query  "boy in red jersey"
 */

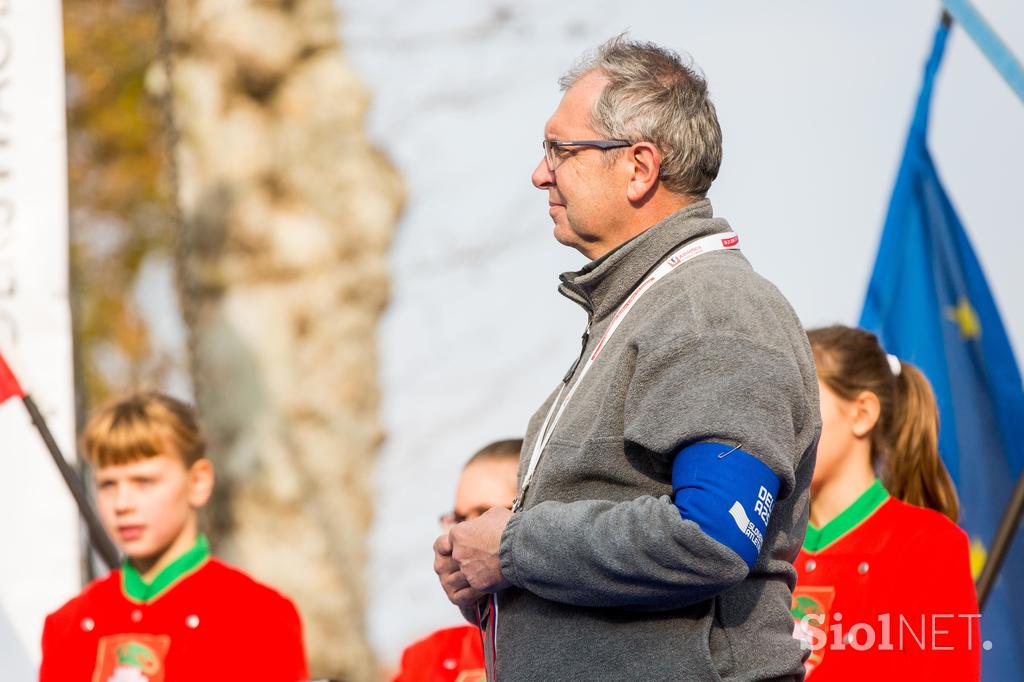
xmin=40 ymin=391 xmax=308 ymax=682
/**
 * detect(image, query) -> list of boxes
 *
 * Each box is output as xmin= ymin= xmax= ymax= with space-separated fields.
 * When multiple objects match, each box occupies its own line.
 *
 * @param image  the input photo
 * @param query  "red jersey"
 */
xmin=391 ymin=625 xmax=486 ymax=682
xmin=40 ymin=536 xmax=308 ymax=682
xmin=791 ymin=480 xmax=980 ymax=681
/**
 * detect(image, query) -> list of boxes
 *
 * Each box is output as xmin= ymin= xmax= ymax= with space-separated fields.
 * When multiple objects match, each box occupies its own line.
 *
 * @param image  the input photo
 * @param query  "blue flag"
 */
xmin=861 ymin=20 xmax=1024 ymax=679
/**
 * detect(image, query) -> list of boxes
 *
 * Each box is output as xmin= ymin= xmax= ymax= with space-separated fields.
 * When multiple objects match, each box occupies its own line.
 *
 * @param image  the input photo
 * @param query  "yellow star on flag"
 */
xmin=970 ymin=537 xmax=987 ymax=580
xmin=946 ymin=297 xmax=981 ymax=340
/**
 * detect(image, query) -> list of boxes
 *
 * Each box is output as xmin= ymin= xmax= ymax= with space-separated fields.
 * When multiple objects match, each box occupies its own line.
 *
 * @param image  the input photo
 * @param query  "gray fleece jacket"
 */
xmin=491 ymin=200 xmax=819 ymax=681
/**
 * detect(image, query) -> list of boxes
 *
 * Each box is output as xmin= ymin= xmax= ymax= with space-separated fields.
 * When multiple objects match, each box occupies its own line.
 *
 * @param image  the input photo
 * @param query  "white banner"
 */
xmin=0 ymin=0 xmax=81 ymax=674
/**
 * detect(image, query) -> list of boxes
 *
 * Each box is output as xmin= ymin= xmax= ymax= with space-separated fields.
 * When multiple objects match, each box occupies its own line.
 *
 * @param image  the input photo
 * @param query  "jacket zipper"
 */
xmin=563 ymin=312 xmax=593 ymax=384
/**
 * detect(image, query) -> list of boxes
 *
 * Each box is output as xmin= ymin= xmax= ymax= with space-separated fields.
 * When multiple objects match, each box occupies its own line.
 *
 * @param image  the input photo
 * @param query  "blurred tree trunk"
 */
xmin=160 ymin=1 xmax=403 ymax=678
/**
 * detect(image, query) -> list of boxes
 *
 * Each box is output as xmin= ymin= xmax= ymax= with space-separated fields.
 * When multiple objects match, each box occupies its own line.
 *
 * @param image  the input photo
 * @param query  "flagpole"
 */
xmin=976 ymin=471 xmax=1024 ymax=608
xmin=941 ymin=0 xmax=1024 ymax=107
xmin=21 ymin=394 xmax=120 ymax=570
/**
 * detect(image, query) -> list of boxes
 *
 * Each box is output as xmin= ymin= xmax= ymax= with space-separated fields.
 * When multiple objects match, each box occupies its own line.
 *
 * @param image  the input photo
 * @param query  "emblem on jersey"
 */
xmin=92 ymin=633 xmax=170 ymax=682
xmin=791 ymin=586 xmax=836 ymax=676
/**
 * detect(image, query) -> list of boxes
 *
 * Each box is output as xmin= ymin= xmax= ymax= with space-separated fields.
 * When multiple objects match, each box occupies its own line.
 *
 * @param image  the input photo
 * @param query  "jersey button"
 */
xmin=80 ymin=617 xmax=95 ymax=632
xmin=805 ymin=559 xmax=817 ymax=572
xmin=858 ymin=561 xmax=870 ymax=574
xmin=186 ymin=614 xmax=200 ymax=629
xmin=130 ymin=609 xmax=143 ymax=623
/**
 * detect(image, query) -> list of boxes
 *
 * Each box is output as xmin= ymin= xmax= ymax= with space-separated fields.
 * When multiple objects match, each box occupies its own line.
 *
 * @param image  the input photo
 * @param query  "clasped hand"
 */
xmin=433 ymin=506 xmax=513 ymax=608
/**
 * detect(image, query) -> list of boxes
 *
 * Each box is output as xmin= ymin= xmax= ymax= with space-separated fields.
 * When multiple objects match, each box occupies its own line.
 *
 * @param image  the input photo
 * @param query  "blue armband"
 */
xmin=671 ymin=442 xmax=780 ymax=569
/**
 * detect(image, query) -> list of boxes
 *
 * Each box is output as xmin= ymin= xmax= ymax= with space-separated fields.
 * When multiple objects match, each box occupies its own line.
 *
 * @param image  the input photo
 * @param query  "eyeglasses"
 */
xmin=439 ymin=505 xmax=513 ymax=529
xmin=542 ymin=139 xmax=632 ymax=171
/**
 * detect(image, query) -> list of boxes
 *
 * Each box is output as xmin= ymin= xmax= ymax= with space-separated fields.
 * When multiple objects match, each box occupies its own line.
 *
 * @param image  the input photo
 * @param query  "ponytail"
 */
xmin=809 ymin=325 xmax=960 ymax=522
xmin=883 ymin=363 xmax=960 ymax=522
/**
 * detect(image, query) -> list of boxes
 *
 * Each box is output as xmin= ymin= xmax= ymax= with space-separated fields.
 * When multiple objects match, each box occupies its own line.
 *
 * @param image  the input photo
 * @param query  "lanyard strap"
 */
xmin=512 ymin=231 xmax=740 ymax=512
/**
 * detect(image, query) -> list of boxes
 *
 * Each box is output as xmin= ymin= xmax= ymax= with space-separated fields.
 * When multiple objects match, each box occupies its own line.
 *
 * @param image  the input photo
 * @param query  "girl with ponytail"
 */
xmin=791 ymin=325 xmax=980 ymax=680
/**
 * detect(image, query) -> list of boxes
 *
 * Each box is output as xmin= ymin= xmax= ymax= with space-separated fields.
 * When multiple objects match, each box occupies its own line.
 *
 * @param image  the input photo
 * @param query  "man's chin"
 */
xmin=552 ymin=222 xmax=578 ymax=248
xmin=553 ymin=224 xmax=597 ymax=259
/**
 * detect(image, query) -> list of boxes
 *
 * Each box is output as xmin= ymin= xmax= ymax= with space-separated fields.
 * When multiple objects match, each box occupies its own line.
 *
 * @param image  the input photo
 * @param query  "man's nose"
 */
xmin=531 ymin=158 xmax=555 ymax=189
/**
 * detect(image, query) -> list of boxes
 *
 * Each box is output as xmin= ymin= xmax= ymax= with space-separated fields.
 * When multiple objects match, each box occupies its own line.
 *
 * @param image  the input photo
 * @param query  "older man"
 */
xmin=435 ymin=36 xmax=819 ymax=681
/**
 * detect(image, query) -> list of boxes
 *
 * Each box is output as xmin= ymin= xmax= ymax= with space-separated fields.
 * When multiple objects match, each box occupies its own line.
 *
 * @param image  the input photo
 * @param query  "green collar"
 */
xmin=121 ymin=534 xmax=211 ymax=603
xmin=804 ymin=479 xmax=890 ymax=553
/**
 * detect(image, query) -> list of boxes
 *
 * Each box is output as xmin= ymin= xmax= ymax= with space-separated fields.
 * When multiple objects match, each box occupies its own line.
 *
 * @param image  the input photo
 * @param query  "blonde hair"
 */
xmin=82 ymin=391 xmax=206 ymax=468
xmin=808 ymin=325 xmax=959 ymax=522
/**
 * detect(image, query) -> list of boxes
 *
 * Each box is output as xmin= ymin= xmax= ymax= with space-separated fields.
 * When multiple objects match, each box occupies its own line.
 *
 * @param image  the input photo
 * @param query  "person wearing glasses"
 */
xmin=434 ymin=35 xmax=819 ymax=681
xmin=393 ymin=439 xmax=521 ymax=682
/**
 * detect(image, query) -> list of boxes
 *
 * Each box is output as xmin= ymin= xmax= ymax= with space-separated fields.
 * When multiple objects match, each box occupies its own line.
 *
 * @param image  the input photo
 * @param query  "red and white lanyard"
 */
xmin=511 ymin=232 xmax=740 ymax=512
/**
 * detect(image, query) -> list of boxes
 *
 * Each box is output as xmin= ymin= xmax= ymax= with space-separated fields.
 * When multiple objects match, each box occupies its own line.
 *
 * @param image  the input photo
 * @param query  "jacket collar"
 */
xmin=558 ymin=199 xmax=732 ymax=322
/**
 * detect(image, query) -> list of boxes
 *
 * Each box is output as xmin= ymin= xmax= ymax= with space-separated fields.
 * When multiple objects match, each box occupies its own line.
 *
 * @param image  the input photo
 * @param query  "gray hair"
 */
xmin=559 ymin=35 xmax=722 ymax=197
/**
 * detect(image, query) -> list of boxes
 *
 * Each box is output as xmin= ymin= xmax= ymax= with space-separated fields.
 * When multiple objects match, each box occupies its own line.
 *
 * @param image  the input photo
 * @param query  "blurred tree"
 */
xmin=64 ymin=0 xmax=181 ymax=413
xmin=65 ymin=0 xmax=403 ymax=677
xmin=163 ymin=1 xmax=403 ymax=679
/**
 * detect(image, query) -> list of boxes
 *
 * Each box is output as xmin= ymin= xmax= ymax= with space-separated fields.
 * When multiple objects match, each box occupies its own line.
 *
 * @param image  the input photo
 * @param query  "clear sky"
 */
xmin=338 ymin=0 xmax=1024 ymax=664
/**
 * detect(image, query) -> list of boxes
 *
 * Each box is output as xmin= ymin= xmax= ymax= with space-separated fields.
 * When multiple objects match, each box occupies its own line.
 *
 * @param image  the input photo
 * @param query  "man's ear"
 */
xmin=851 ymin=391 xmax=882 ymax=438
xmin=187 ymin=458 xmax=215 ymax=509
xmin=625 ymin=142 xmax=662 ymax=202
